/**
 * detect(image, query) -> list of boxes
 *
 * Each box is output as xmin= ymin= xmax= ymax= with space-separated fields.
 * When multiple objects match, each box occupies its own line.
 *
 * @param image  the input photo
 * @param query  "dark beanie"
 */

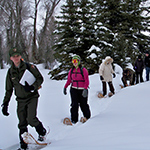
xmin=145 ymin=51 xmax=149 ymax=54
xmin=138 ymin=55 xmax=141 ymax=59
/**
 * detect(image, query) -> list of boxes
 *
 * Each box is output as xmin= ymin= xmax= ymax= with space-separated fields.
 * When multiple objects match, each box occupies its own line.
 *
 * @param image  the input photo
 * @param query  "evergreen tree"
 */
xmin=50 ymin=0 xmax=79 ymax=80
xmin=93 ymin=0 xmax=150 ymax=68
xmin=50 ymin=0 xmax=95 ymax=80
xmin=76 ymin=0 xmax=97 ymax=73
xmin=50 ymin=0 xmax=150 ymax=80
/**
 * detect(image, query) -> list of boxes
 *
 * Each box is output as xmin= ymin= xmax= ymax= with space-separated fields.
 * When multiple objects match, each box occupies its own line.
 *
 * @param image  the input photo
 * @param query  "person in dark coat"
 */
xmin=1 ymin=48 xmax=47 ymax=150
xmin=134 ymin=55 xmax=144 ymax=84
xmin=121 ymin=68 xmax=135 ymax=87
xmin=144 ymin=51 xmax=150 ymax=81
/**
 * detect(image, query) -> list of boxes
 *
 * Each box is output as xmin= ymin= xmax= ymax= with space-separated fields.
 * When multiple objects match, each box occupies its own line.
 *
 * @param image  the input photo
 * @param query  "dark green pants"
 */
xmin=17 ymin=96 xmax=40 ymax=130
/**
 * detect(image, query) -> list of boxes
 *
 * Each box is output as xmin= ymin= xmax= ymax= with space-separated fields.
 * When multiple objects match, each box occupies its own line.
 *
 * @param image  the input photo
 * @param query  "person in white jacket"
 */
xmin=99 ymin=56 xmax=116 ymax=97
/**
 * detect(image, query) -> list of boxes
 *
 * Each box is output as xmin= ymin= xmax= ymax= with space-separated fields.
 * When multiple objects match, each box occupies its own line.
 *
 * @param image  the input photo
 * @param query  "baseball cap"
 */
xmin=9 ymin=47 xmax=21 ymax=57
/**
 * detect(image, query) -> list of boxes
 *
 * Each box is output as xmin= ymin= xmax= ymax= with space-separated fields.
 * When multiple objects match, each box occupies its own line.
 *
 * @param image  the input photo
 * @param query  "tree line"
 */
xmin=0 ymin=0 xmax=150 ymax=80
xmin=0 ymin=0 xmax=61 ymax=69
xmin=50 ymin=0 xmax=150 ymax=80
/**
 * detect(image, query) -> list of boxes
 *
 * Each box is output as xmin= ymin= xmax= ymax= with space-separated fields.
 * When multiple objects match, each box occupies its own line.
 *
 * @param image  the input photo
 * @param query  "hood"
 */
xmin=104 ymin=56 xmax=113 ymax=64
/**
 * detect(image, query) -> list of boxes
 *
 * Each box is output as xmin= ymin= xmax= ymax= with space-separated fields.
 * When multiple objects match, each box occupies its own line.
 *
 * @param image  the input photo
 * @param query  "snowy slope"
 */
xmin=0 ymin=64 xmax=150 ymax=150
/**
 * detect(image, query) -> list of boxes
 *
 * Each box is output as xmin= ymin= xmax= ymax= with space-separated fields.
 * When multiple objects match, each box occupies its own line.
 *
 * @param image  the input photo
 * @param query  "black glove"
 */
xmin=100 ymin=76 xmax=104 ymax=80
xmin=82 ymin=89 xmax=88 ymax=98
xmin=24 ymin=81 xmax=34 ymax=92
xmin=113 ymin=73 xmax=116 ymax=78
xmin=63 ymin=88 xmax=67 ymax=95
xmin=1 ymin=102 xmax=9 ymax=116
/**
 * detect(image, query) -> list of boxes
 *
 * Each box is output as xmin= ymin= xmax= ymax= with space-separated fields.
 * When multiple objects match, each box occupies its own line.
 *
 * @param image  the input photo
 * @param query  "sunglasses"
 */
xmin=72 ymin=59 xmax=78 ymax=64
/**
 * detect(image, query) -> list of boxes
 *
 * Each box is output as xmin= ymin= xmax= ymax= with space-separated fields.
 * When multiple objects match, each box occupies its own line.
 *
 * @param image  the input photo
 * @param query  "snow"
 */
xmin=1 ymin=64 xmax=150 ymax=150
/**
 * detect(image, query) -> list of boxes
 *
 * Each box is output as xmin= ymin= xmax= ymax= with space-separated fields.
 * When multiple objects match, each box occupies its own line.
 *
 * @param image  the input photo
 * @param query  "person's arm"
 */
xmin=64 ymin=69 xmax=72 ymax=89
xmin=83 ymin=68 xmax=89 ymax=89
xmin=3 ymin=69 xmax=13 ymax=105
xmin=28 ymin=65 xmax=44 ymax=90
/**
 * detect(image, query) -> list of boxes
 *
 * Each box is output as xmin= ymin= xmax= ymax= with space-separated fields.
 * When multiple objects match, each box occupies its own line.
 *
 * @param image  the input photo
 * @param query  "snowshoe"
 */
xmin=97 ymin=92 xmax=104 ymax=98
xmin=97 ymin=92 xmax=107 ymax=98
xmin=80 ymin=117 xmax=87 ymax=123
xmin=108 ymin=92 xmax=114 ymax=97
xmin=119 ymin=84 xmax=124 ymax=88
xmin=21 ymin=132 xmax=51 ymax=146
xmin=63 ymin=117 xmax=73 ymax=126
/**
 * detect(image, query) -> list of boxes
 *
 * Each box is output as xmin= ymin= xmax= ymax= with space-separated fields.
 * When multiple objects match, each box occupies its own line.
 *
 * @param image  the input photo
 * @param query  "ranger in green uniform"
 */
xmin=1 ymin=48 xmax=47 ymax=150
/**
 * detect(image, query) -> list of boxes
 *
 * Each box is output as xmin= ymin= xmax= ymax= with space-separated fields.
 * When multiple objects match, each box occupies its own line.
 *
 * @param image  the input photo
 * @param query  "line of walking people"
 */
xmin=122 ymin=51 xmax=150 ymax=88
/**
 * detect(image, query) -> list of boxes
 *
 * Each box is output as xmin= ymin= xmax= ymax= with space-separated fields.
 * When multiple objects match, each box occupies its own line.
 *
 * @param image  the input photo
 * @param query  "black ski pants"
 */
xmin=135 ymin=71 xmax=143 ymax=84
xmin=70 ymin=88 xmax=91 ymax=123
xmin=102 ymin=81 xmax=115 ymax=96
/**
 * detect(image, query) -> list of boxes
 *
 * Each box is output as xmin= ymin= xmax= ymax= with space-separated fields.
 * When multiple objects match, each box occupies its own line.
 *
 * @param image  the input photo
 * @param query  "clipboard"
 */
xmin=19 ymin=69 xmax=36 ymax=86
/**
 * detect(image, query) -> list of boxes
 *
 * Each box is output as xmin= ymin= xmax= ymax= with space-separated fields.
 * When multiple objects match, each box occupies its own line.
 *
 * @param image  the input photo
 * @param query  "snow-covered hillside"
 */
xmin=1 ymin=64 xmax=150 ymax=150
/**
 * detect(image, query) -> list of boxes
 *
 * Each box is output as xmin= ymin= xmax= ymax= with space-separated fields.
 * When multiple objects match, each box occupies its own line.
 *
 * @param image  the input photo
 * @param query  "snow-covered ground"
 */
xmin=1 ymin=64 xmax=150 ymax=150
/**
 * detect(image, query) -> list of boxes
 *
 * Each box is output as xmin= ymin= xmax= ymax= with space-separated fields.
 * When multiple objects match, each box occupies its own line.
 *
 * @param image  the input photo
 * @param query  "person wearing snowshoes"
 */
xmin=99 ymin=56 xmax=116 ymax=98
xmin=144 ymin=51 xmax=150 ymax=81
xmin=121 ymin=68 xmax=135 ymax=87
xmin=134 ymin=55 xmax=144 ymax=84
xmin=1 ymin=48 xmax=47 ymax=150
xmin=63 ymin=55 xmax=91 ymax=124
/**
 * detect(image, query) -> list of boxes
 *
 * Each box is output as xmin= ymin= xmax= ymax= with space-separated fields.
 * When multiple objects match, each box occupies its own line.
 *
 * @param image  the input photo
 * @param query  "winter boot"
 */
xmin=97 ymin=92 xmax=105 ymax=98
xmin=20 ymin=140 xmax=28 ymax=150
xmin=35 ymin=122 xmax=46 ymax=141
xmin=38 ymin=135 xmax=46 ymax=142
xmin=80 ymin=117 xmax=87 ymax=123
xmin=19 ymin=128 xmax=28 ymax=150
xmin=17 ymin=148 xmax=28 ymax=150
xmin=108 ymin=92 xmax=114 ymax=97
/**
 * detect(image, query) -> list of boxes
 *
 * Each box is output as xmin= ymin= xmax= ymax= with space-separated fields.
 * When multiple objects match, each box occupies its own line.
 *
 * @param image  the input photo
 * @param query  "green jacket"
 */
xmin=3 ymin=60 xmax=43 ymax=104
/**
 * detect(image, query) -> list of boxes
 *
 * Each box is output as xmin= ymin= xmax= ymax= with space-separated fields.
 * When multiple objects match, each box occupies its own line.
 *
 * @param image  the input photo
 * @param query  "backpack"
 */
xmin=70 ymin=66 xmax=84 ymax=78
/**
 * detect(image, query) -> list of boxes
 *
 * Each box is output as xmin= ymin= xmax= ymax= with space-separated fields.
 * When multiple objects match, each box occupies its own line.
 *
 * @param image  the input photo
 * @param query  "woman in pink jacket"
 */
xmin=63 ymin=55 xmax=91 ymax=124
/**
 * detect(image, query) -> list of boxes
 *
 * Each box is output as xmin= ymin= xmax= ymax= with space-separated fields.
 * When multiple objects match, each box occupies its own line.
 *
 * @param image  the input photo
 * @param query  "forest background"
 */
xmin=0 ymin=0 xmax=150 ymax=80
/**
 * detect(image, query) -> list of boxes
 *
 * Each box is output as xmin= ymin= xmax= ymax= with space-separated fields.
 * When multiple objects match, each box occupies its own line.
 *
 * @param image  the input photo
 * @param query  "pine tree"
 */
xmin=50 ymin=0 xmax=79 ymax=80
xmin=118 ymin=0 xmax=150 ymax=65
xmin=50 ymin=0 xmax=96 ymax=80
xmin=75 ymin=0 xmax=97 ymax=74
xmin=92 ymin=0 xmax=122 ymax=66
xmin=93 ymin=0 xmax=150 ymax=68
xmin=50 ymin=0 xmax=150 ymax=80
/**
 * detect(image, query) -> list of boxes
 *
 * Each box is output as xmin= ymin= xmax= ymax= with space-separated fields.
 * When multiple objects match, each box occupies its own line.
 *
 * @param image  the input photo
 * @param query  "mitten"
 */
xmin=82 ymin=89 xmax=88 ymax=98
xmin=24 ymin=81 xmax=34 ymax=92
xmin=63 ymin=88 xmax=67 ymax=95
xmin=100 ymin=76 xmax=104 ymax=80
xmin=1 ymin=102 xmax=9 ymax=116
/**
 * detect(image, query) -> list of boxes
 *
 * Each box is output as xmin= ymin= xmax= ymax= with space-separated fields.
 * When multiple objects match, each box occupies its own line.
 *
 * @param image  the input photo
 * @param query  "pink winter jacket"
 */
xmin=64 ymin=67 xmax=89 ymax=89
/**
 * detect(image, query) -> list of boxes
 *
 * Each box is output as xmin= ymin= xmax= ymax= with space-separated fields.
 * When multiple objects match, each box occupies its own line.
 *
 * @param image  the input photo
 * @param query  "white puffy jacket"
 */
xmin=99 ymin=56 xmax=115 ymax=82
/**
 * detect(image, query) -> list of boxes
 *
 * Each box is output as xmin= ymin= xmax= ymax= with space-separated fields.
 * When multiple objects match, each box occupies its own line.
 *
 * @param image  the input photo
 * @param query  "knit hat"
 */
xmin=145 ymin=51 xmax=149 ymax=54
xmin=72 ymin=55 xmax=81 ymax=66
xmin=138 ymin=55 xmax=141 ymax=59
xmin=72 ymin=55 xmax=81 ymax=61
xmin=9 ymin=47 xmax=21 ymax=57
